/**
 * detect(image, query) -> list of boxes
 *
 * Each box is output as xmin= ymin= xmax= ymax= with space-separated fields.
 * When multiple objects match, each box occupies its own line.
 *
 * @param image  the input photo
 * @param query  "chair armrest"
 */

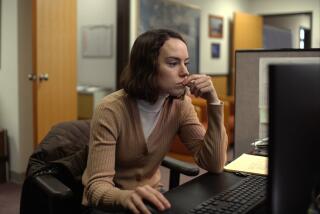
xmin=34 ymin=174 xmax=73 ymax=199
xmin=161 ymin=156 xmax=199 ymax=176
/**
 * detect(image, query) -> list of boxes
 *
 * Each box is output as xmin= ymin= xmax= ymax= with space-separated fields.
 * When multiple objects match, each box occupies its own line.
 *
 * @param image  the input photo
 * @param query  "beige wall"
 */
xmin=248 ymin=0 xmax=320 ymax=48
xmin=184 ymin=0 xmax=249 ymax=75
xmin=264 ymin=14 xmax=311 ymax=49
xmin=77 ymin=0 xmax=117 ymax=89
xmin=0 ymin=0 xmax=20 ymax=175
xmin=17 ymin=0 xmax=33 ymax=180
xmin=0 ymin=0 xmax=33 ymax=181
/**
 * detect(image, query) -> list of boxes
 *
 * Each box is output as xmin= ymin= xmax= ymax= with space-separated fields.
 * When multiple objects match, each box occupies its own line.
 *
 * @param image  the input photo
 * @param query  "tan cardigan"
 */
xmin=82 ymin=89 xmax=228 ymax=210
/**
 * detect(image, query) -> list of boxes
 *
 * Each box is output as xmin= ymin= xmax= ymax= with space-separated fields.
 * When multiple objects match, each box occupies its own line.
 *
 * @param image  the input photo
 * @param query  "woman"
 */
xmin=82 ymin=29 xmax=228 ymax=214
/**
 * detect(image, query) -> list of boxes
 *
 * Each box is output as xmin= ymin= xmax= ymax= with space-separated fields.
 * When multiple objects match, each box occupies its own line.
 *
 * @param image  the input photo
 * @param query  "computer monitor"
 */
xmin=268 ymin=64 xmax=320 ymax=214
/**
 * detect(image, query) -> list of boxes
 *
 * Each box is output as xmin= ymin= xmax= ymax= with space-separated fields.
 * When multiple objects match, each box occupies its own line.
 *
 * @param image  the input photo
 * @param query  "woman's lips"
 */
xmin=176 ymin=83 xmax=186 ymax=89
xmin=177 ymin=80 xmax=194 ymax=88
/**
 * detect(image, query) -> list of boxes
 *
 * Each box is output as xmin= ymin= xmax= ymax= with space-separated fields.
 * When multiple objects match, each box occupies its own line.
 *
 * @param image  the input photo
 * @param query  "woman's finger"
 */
xmin=190 ymin=81 xmax=210 ymax=97
xmin=146 ymin=186 xmax=171 ymax=209
xmin=136 ymin=186 xmax=165 ymax=211
xmin=127 ymin=200 xmax=140 ymax=214
xmin=193 ymin=76 xmax=211 ymax=86
xmin=131 ymin=193 xmax=151 ymax=214
xmin=183 ymin=74 xmax=204 ymax=86
xmin=198 ymin=82 xmax=213 ymax=93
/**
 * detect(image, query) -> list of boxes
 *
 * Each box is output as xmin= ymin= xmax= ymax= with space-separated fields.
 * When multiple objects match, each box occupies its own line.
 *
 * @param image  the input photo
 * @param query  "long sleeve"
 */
xmin=82 ymin=102 xmax=132 ymax=210
xmin=82 ymin=90 xmax=172 ymax=210
xmin=178 ymin=98 xmax=228 ymax=173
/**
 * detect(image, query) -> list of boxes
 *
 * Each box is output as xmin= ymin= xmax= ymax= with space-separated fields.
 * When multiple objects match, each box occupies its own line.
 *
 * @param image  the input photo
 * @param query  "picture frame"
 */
xmin=211 ymin=43 xmax=220 ymax=58
xmin=208 ymin=15 xmax=223 ymax=38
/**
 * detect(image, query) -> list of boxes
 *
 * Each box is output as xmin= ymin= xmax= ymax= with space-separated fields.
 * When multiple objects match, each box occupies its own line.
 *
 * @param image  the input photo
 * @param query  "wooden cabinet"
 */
xmin=77 ymin=86 xmax=113 ymax=119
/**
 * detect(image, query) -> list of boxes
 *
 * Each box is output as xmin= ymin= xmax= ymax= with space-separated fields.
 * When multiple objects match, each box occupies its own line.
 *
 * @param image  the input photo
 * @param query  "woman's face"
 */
xmin=157 ymin=38 xmax=190 ymax=97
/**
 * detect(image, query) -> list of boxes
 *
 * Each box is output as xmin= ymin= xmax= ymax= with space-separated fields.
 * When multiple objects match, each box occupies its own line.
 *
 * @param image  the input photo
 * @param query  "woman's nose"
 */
xmin=180 ymin=64 xmax=189 ymax=77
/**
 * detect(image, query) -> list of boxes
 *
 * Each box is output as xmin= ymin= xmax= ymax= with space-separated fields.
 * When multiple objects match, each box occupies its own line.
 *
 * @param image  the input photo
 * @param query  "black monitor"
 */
xmin=268 ymin=64 xmax=320 ymax=214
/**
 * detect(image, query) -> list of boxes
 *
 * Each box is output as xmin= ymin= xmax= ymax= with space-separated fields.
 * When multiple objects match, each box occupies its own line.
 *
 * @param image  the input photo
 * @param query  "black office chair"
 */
xmin=20 ymin=120 xmax=199 ymax=214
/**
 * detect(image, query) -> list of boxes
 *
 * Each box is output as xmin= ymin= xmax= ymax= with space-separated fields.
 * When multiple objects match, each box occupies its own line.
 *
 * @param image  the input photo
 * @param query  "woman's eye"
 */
xmin=167 ymin=62 xmax=178 ymax=67
xmin=185 ymin=62 xmax=190 ymax=67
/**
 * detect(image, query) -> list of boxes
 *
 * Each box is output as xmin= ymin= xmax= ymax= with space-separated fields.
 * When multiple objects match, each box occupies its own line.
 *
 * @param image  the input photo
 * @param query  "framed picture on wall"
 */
xmin=209 ymin=15 xmax=223 ymax=38
xmin=211 ymin=43 xmax=220 ymax=58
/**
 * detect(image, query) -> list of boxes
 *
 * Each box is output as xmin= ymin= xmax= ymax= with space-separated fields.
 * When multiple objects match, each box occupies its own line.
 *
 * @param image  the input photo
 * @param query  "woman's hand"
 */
xmin=183 ymin=74 xmax=220 ymax=104
xmin=121 ymin=185 xmax=171 ymax=214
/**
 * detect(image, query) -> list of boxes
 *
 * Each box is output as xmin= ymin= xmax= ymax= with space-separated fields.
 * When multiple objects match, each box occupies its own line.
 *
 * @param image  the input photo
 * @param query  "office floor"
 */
xmin=0 ymin=182 xmax=21 ymax=214
xmin=0 ymin=146 xmax=234 ymax=214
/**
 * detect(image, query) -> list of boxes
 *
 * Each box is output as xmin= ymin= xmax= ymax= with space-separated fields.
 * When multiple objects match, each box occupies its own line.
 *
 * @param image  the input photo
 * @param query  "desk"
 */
xmin=161 ymin=172 xmax=266 ymax=214
xmin=97 ymin=172 xmax=266 ymax=214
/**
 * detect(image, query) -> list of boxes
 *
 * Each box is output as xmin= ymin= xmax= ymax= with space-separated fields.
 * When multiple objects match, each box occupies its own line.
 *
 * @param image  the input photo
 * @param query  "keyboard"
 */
xmin=188 ymin=175 xmax=267 ymax=214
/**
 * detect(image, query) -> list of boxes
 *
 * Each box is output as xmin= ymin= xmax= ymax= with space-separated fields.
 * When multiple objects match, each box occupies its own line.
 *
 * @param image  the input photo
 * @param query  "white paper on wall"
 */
xmin=82 ymin=25 xmax=113 ymax=58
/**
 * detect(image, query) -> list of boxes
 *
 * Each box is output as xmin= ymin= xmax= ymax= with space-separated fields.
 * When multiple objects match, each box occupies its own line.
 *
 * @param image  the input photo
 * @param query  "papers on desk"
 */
xmin=224 ymin=154 xmax=268 ymax=176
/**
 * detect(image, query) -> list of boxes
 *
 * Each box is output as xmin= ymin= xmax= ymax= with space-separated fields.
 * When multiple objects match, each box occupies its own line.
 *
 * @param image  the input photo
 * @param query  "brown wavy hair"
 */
xmin=120 ymin=29 xmax=186 ymax=103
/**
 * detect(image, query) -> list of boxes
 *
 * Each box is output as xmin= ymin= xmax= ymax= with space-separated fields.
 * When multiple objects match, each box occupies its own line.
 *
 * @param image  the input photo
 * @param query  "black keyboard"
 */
xmin=188 ymin=175 xmax=267 ymax=214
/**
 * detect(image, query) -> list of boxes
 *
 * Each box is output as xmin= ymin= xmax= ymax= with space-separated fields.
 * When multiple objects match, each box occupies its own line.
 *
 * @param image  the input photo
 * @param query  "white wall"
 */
xmin=17 ymin=0 xmax=33 ymax=179
xmin=130 ymin=0 xmax=248 ymax=75
xmin=77 ymin=0 xmax=117 ymax=89
xmin=248 ymin=0 xmax=320 ymax=48
xmin=183 ymin=0 xmax=249 ymax=75
xmin=0 ymin=0 xmax=19 ymax=175
xmin=264 ymin=14 xmax=311 ymax=49
xmin=0 ymin=0 xmax=33 ymax=181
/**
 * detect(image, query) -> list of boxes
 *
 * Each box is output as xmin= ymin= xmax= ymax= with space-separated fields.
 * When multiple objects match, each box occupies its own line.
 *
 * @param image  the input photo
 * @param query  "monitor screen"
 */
xmin=268 ymin=64 xmax=320 ymax=213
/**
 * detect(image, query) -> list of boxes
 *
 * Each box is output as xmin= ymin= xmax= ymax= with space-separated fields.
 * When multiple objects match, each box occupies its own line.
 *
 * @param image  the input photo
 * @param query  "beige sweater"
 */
xmin=82 ymin=89 xmax=228 ymax=210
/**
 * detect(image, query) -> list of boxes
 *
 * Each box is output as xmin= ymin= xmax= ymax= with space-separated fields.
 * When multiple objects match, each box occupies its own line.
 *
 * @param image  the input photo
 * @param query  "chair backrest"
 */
xmin=26 ymin=120 xmax=90 ymax=177
xmin=21 ymin=120 xmax=91 ymax=214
